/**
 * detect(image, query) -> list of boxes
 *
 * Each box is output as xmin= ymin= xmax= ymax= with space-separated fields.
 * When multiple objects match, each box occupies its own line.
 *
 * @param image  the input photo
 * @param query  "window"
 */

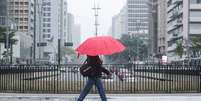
xmin=42 ymin=2 xmax=51 ymax=6
xmin=43 ymin=29 xmax=46 ymax=32
xmin=43 ymin=34 xmax=51 ymax=38
xmin=15 ymin=2 xmax=19 ymax=5
xmin=190 ymin=11 xmax=201 ymax=17
xmin=24 ymin=18 xmax=28 ymax=21
xmin=24 ymin=26 xmax=28 ymax=29
xmin=24 ymin=10 xmax=28 ymax=13
xmin=47 ymin=29 xmax=51 ymax=32
xmin=190 ymin=0 xmax=201 ymax=4
xmin=43 ymin=18 xmax=51 ymax=22
xmin=24 ymin=2 xmax=28 ymax=5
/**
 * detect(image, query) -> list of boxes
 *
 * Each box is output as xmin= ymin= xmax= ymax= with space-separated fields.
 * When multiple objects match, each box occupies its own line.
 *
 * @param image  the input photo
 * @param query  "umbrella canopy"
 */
xmin=76 ymin=36 xmax=126 ymax=56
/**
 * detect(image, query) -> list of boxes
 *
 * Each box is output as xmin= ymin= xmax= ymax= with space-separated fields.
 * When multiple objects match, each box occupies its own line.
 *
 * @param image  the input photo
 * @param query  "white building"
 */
xmin=36 ymin=0 xmax=68 ymax=63
xmin=112 ymin=6 xmax=127 ymax=39
xmin=72 ymin=24 xmax=81 ymax=49
xmin=127 ymin=0 xmax=149 ymax=36
xmin=67 ymin=13 xmax=74 ymax=43
xmin=167 ymin=0 xmax=201 ymax=61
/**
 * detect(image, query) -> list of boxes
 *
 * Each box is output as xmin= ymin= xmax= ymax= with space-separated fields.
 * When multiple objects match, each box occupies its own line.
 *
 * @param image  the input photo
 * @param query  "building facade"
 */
xmin=127 ymin=0 xmax=149 ymax=36
xmin=112 ymin=6 xmax=127 ymax=39
xmin=5 ymin=0 xmax=35 ymax=63
xmin=72 ymin=24 xmax=81 ymax=49
xmin=67 ymin=13 xmax=74 ymax=43
xmin=167 ymin=0 xmax=201 ymax=62
xmin=36 ymin=0 xmax=68 ymax=63
xmin=147 ymin=0 xmax=158 ymax=60
xmin=157 ymin=0 xmax=167 ymax=56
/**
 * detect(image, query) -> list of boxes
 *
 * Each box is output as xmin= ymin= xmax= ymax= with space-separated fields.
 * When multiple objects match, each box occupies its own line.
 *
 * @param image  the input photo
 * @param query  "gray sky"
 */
xmin=68 ymin=0 xmax=126 ymax=41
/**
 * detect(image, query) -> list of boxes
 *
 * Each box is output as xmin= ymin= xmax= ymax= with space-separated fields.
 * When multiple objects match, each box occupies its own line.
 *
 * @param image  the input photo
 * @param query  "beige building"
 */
xmin=7 ymin=0 xmax=35 ymax=63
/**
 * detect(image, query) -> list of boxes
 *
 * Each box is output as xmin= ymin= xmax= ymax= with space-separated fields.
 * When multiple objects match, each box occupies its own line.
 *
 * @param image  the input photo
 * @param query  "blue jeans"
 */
xmin=77 ymin=77 xmax=107 ymax=101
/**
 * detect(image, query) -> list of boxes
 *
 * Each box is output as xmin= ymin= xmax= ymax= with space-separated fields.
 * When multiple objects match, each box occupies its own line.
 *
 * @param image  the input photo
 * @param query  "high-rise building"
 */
xmin=7 ymin=0 xmax=35 ymax=63
xmin=0 ymin=0 xmax=7 ymax=27
xmin=167 ymin=0 xmax=201 ymax=61
xmin=67 ymin=13 xmax=74 ymax=43
xmin=127 ymin=0 xmax=149 ymax=36
xmin=157 ymin=0 xmax=167 ymax=56
xmin=147 ymin=0 xmax=158 ymax=60
xmin=112 ymin=6 xmax=127 ymax=39
xmin=36 ymin=0 xmax=68 ymax=63
xmin=72 ymin=24 xmax=81 ymax=49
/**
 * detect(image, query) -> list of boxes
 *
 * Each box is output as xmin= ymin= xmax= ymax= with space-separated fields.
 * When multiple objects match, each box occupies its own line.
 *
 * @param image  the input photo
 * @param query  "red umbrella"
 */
xmin=76 ymin=36 xmax=126 ymax=56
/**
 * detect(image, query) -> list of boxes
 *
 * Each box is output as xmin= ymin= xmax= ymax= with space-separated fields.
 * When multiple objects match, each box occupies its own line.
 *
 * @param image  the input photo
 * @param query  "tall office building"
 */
xmin=72 ymin=24 xmax=81 ymax=49
xmin=36 ymin=0 xmax=68 ymax=63
xmin=147 ymin=0 xmax=158 ymax=60
xmin=127 ymin=0 xmax=149 ymax=36
xmin=0 ymin=0 xmax=7 ymax=27
xmin=67 ymin=13 xmax=74 ymax=43
xmin=157 ymin=0 xmax=167 ymax=56
xmin=112 ymin=6 xmax=127 ymax=39
xmin=167 ymin=0 xmax=201 ymax=61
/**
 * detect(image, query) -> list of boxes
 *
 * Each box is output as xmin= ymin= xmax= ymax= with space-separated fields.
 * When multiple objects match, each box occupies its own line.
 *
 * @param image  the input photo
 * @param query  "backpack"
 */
xmin=80 ymin=60 xmax=93 ymax=76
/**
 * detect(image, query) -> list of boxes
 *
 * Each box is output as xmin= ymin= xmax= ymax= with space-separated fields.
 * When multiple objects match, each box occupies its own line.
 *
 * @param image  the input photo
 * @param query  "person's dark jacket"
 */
xmin=86 ymin=56 xmax=110 ymax=77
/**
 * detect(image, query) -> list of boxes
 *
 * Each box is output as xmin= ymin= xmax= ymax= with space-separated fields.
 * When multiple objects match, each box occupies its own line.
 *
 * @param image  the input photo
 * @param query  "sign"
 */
xmin=64 ymin=42 xmax=73 ymax=46
xmin=162 ymin=55 xmax=168 ymax=64
xmin=37 ymin=42 xmax=47 ymax=47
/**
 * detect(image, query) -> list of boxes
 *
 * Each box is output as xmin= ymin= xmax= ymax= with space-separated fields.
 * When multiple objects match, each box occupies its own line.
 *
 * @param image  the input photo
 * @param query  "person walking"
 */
xmin=77 ymin=55 xmax=111 ymax=101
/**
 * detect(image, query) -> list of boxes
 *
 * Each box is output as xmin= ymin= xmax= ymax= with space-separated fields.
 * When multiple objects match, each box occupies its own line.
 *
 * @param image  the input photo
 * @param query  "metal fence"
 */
xmin=0 ymin=64 xmax=200 ymax=94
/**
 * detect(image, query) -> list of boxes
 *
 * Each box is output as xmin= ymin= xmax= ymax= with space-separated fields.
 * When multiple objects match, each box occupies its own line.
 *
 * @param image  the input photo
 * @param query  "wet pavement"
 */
xmin=0 ymin=94 xmax=201 ymax=101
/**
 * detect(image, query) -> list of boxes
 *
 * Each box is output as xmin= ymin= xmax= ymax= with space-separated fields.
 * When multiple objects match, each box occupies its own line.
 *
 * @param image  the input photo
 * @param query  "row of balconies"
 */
xmin=167 ymin=0 xmax=182 ymax=13
xmin=167 ymin=19 xmax=183 ymax=32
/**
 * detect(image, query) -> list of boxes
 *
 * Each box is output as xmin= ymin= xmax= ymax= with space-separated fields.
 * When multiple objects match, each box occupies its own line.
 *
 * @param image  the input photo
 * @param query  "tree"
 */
xmin=105 ymin=34 xmax=148 ymax=64
xmin=191 ymin=36 xmax=201 ymax=51
xmin=175 ymin=41 xmax=184 ymax=58
xmin=0 ymin=27 xmax=17 ymax=45
xmin=61 ymin=47 xmax=78 ymax=63
xmin=0 ymin=27 xmax=18 ymax=62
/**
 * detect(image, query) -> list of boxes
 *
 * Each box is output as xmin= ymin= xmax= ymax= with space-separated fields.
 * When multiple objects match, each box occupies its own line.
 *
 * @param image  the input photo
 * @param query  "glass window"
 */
xmin=190 ymin=11 xmax=201 ymax=17
xmin=190 ymin=0 xmax=201 ymax=4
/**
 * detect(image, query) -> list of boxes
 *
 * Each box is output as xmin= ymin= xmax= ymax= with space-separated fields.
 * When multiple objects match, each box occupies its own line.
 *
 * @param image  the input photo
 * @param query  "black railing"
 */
xmin=0 ymin=64 xmax=200 ymax=94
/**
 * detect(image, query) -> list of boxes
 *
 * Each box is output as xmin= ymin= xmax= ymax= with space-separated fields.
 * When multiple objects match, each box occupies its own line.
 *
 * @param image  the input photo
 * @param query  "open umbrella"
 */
xmin=76 ymin=36 xmax=126 ymax=56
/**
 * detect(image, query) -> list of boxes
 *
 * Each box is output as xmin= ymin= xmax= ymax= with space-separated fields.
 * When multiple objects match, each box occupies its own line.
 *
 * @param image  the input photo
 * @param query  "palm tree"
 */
xmin=0 ymin=27 xmax=17 ymax=62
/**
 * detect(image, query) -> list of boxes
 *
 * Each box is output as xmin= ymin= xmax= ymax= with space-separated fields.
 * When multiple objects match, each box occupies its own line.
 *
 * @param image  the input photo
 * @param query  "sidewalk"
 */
xmin=0 ymin=93 xmax=201 ymax=101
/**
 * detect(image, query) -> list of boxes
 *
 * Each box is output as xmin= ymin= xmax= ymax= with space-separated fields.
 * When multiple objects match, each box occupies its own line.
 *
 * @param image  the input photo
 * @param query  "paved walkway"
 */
xmin=0 ymin=93 xmax=201 ymax=101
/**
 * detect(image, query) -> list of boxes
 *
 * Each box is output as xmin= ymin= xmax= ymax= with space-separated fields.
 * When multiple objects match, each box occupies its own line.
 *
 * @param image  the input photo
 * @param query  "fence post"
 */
xmin=200 ymin=65 xmax=201 ymax=93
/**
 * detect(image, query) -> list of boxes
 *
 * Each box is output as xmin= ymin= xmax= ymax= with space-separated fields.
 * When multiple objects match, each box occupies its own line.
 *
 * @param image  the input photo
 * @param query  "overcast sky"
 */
xmin=68 ymin=0 xmax=126 ymax=41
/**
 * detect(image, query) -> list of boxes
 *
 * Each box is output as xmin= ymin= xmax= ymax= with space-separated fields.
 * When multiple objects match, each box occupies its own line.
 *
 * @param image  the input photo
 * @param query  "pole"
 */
xmin=187 ymin=0 xmax=190 ymax=63
xmin=58 ymin=39 xmax=61 ymax=65
xmin=6 ymin=0 xmax=10 ymax=64
xmin=10 ymin=43 xmax=13 ymax=64
xmin=92 ymin=0 xmax=100 ymax=36
xmin=33 ymin=0 xmax=37 ymax=64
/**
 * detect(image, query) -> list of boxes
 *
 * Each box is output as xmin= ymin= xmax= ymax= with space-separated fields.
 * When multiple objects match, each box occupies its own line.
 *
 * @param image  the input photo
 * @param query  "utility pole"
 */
xmin=187 ymin=0 xmax=190 ymax=63
xmin=33 ymin=0 xmax=37 ymax=64
xmin=6 ymin=0 xmax=10 ymax=64
xmin=92 ymin=0 xmax=100 ymax=36
xmin=58 ymin=0 xmax=64 ymax=65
